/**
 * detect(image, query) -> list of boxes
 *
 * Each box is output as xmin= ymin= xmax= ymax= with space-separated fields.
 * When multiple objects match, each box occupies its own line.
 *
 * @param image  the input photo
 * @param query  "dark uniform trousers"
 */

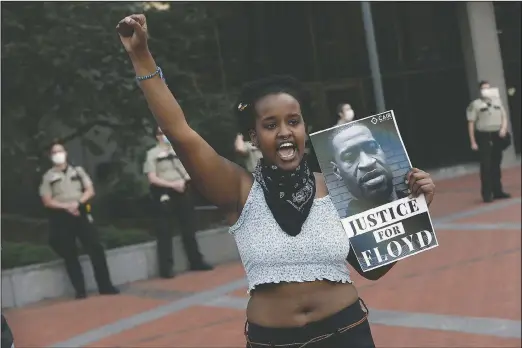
xmin=151 ymin=184 xmax=204 ymax=276
xmin=48 ymin=210 xmax=114 ymax=295
xmin=475 ymin=130 xmax=504 ymax=200
xmin=1 ymin=314 xmax=14 ymax=348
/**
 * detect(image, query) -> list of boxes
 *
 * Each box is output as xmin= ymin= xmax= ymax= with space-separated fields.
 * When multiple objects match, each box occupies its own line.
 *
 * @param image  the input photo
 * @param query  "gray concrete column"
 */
xmin=458 ymin=1 xmax=516 ymax=159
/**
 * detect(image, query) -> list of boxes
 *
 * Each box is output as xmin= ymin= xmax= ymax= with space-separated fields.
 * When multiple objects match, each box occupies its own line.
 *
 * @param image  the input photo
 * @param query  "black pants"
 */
xmin=1 ymin=314 xmax=14 ymax=348
xmin=476 ymin=130 xmax=504 ymax=199
xmin=245 ymin=299 xmax=375 ymax=348
xmin=152 ymin=185 xmax=204 ymax=276
xmin=48 ymin=212 xmax=114 ymax=295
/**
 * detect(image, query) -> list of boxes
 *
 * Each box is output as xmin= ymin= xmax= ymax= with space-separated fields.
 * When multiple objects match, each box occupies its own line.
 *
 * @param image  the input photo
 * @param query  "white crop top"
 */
xmin=229 ymin=180 xmax=352 ymax=293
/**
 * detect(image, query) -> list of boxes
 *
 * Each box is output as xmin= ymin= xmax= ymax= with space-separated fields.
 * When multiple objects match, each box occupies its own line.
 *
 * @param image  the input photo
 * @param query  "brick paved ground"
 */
xmin=4 ymin=166 xmax=521 ymax=348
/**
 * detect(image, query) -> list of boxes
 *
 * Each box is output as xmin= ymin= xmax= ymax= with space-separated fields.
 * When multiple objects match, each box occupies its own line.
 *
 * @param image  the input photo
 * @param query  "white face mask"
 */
xmin=343 ymin=110 xmax=355 ymax=121
xmin=51 ymin=152 xmax=66 ymax=165
xmin=480 ymin=87 xmax=499 ymax=99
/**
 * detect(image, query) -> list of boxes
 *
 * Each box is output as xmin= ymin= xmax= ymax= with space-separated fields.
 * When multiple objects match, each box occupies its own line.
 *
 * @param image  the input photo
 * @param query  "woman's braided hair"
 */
xmin=234 ymin=75 xmax=311 ymax=136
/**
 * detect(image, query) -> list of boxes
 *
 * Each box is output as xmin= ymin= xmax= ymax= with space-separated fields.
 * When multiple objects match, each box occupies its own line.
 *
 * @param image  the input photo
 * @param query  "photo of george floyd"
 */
xmin=310 ymin=111 xmax=411 ymax=219
xmin=310 ymin=111 xmax=438 ymax=272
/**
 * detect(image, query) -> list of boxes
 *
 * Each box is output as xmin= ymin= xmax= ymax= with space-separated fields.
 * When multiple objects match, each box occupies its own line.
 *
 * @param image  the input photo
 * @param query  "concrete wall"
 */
xmin=458 ymin=1 xmax=516 ymax=160
xmin=1 ymin=227 xmax=239 ymax=309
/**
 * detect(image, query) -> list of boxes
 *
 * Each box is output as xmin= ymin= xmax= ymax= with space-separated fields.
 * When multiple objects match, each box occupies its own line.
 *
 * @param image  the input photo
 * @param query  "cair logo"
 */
xmin=371 ymin=112 xmax=393 ymax=124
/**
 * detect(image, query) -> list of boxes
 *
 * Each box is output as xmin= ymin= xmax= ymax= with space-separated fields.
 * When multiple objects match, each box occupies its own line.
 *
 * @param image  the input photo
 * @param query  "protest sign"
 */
xmin=309 ymin=110 xmax=438 ymax=272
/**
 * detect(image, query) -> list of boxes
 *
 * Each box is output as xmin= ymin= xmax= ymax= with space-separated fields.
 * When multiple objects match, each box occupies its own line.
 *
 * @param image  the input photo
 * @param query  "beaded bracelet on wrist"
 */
xmin=135 ymin=66 xmax=166 ymax=85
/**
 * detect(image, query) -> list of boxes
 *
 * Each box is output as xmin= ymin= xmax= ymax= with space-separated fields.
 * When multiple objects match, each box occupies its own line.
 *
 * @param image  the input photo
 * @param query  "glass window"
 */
xmin=396 ymin=2 xmax=464 ymax=70
xmin=247 ymin=3 xmax=316 ymax=82
xmin=402 ymin=68 xmax=472 ymax=168
xmin=381 ymin=76 xmax=410 ymax=140
xmin=494 ymin=3 xmax=521 ymax=153
xmin=371 ymin=3 xmax=403 ymax=73
xmin=311 ymin=2 xmax=370 ymax=80
xmin=494 ymin=2 xmax=521 ymax=64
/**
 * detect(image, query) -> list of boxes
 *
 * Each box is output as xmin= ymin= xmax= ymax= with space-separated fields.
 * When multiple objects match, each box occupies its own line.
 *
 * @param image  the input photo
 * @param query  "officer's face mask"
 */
xmin=480 ymin=87 xmax=499 ymax=99
xmin=343 ymin=110 xmax=355 ymax=121
xmin=51 ymin=151 xmax=67 ymax=165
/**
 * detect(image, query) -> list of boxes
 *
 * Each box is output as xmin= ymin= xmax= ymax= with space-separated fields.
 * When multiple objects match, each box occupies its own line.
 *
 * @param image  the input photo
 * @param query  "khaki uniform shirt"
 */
xmin=39 ymin=166 xmax=92 ymax=203
xmin=244 ymin=142 xmax=263 ymax=173
xmin=143 ymin=145 xmax=190 ymax=182
xmin=467 ymin=98 xmax=505 ymax=132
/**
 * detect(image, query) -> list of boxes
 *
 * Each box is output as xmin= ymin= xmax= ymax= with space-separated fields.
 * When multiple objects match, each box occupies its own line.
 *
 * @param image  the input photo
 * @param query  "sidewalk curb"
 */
xmin=1 ymin=226 xmax=238 ymax=309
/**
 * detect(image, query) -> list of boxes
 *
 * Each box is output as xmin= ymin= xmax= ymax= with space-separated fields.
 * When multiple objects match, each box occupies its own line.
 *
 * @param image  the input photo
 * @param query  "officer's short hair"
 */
xmin=478 ymin=80 xmax=490 ymax=90
xmin=49 ymin=139 xmax=64 ymax=153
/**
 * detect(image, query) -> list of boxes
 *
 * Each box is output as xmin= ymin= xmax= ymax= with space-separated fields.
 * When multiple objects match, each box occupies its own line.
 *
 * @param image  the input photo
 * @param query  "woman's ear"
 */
xmin=249 ymin=130 xmax=258 ymax=147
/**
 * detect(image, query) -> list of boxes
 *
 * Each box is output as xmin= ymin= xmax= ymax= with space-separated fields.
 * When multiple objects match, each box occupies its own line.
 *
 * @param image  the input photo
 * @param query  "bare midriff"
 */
xmin=247 ymin=280 xmax=359 ymax=328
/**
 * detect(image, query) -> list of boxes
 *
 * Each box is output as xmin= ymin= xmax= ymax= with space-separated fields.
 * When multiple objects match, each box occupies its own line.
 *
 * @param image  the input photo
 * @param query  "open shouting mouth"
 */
xmin=277 ymin=141 xmax=297 ymax=161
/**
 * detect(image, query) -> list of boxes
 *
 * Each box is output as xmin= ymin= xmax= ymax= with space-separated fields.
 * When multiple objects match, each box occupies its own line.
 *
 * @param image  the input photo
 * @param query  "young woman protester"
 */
xmin=117 ymin=14 xmax=436 ymax=348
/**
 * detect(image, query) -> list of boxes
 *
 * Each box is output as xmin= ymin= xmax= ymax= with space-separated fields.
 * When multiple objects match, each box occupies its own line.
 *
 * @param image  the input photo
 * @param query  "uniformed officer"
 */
xmin=39 ymin=142 xmax=119 ymax=299
xmin=144 ymin=127 xmax=213 ymax=278
xmin=467 ymin=80 xmax=511 ymax=203
xmin=336 ymin=103 xmax=355 ymax=125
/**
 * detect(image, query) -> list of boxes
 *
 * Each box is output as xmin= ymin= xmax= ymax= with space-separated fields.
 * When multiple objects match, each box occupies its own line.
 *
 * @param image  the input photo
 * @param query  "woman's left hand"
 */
xmin=406 ymin=168 xmax=435 ymax=206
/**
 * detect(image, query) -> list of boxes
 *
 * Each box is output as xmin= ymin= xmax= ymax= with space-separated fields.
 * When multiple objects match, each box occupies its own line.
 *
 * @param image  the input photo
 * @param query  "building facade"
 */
xmin=65 ymin=2 xmax=520 ymax=181
xmin=213 ymin=1 xmax=520 ymax=170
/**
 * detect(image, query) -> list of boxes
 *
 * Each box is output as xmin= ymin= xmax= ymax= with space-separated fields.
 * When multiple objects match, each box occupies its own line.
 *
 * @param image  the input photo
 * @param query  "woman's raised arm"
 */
xmin=117 ymin=14 xmax=250 ymax=209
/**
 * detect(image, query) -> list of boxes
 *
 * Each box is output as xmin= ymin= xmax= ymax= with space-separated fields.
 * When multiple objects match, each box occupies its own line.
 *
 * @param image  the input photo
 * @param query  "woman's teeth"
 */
xmin=278 ymin=148 xmax=295 ymax=158
xmin=277 ymin=143 xmax=296 ymax=160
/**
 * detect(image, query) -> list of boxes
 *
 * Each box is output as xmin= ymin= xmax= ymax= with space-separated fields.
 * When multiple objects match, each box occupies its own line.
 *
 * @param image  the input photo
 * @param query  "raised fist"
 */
xmin=116 ymin=14 xmax=149 ymax=55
